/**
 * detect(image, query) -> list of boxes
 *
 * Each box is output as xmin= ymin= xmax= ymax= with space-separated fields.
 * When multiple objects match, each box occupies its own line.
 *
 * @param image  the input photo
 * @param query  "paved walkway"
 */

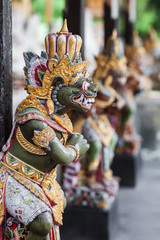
xmin=116 ymin=160 xmax=160 ymax=240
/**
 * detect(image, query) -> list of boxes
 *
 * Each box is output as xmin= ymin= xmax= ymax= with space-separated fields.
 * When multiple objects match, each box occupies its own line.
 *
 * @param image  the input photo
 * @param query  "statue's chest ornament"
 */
xmin=16 ymin=126 xmax=47 ymax=155
xmin=88 ymin=114 xmax=113 ymax=146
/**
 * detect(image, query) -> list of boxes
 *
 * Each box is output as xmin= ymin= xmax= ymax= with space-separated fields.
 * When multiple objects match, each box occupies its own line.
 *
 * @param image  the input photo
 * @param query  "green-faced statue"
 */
xmin=0 ymin=20 xmax=98 ymax=240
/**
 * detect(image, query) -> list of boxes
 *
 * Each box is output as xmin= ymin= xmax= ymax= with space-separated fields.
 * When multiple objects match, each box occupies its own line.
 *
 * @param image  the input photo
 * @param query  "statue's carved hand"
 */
xmin=66 ymin=133 xmax=89 ymax=156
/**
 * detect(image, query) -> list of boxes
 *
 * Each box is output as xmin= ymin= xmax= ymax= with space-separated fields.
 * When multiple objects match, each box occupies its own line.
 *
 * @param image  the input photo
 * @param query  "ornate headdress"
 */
xmin=94 ymin=29 xmax=127 ymax=80
xmin=93 ymin=29 xmax=128 ymax=96
xmin=125 ymin=30 xmax=146 ymax=60
xmin=143 ymin=28 xmax=160 ymax=56
xmin=105 ymin=29 xmax=128 ymax=72
xmin=23 ymin=19 xmax=89 ymax=101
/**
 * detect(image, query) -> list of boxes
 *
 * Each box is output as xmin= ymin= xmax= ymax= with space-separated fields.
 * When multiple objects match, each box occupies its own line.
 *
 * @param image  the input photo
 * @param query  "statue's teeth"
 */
xmin=79 ymin=94 xmax=84 ymax=102
xmin=83 ymin=98 xmax=88 ymax=105
xmin=74 ymin=95 xmax=95 ymax=109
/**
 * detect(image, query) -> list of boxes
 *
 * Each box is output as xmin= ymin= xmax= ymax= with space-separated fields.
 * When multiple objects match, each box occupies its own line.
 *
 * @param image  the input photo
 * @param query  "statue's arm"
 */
xmin=47 ymin=132 xmax=90 ymax=164
xmin=81 ymin=120 xmax=101 ymax=172
xmin=85 ymin=141 xmax=101 ymax=172
xmin=19 ymin=119 xmax=89 ymax=165
xmin=47 ymin=136 xmax=79 ymax=164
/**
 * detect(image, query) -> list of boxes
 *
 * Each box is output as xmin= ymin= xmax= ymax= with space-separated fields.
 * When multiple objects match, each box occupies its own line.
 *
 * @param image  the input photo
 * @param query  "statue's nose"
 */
xmin=90 ymin=82 xmax=98 ymax=94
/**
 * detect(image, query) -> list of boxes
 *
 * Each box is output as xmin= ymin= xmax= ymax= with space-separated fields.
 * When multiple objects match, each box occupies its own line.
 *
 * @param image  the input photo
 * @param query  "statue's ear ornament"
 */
xmin=23 ymin=19 xmax=89 ymax=101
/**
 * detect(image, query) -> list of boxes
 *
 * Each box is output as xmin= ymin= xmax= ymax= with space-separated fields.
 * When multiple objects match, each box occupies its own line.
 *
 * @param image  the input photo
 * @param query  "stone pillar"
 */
xmin=0 ymin=0 xmax=12 ymax=149
xmin=104 ymin=0 xmax=119 ymax=48
xmin=63 ymin=0 xmax=85 ymax=59
xmin=124 ymin=0 xmax=136 ymax=46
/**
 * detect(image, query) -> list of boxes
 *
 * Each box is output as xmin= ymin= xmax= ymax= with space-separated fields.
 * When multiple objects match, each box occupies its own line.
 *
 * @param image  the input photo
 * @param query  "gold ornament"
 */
xmin=73 ymin=116 xmax=85 ymax=134
xmin=104 ymin=169 xmax=113 ymax=180
xmin=106 ymin=28 xmax=119 ymax=56
xmin=27 ymin=56 xmax=89 ymax=99
xmin=93 ymin=29 xmax=128 ymax=88
xmin=125 ymin=31 xmax=147 ymax=61
xmin=41 ymin=166 xmax=64 ymax=225
xmin=106 ymin=29 xmax=128 ymax=72
xmin=2 ymin=152 xmax=63 ymax=225
xmin=47 ymin=86 xmax=54 ymax=115
xmin=16 ymin=112 xmax=69 ymax=134
xmin=25 ymin=19 xmax=88 ymax=101
xmin=0 ymin=165 xmax=8 ymax=225
xmin=144 ymin=28 xmax=160 ymax=56
xmin=54 ymin=113 xmax=73 ymax=134
xmin=58 ymin=19 xmax=69 ymax=34
xmin=97 ymin=201 xmax=108 ymax=208
xmin=95 ymin=97 xmax=115 ymax=108
xmin=2 ymin=152 xmax=45 ymax=184
xmin=88 ymin=115 xmax=113 ymax=146
xmin=17 ymin=94 xmax=49 ymax=118
xmin=93 ymin=75 xmax=117 ymax=107
xmin=32 ymin=126 xmax=56 ymax=148
xmin=45 ymin=19 xmax=82 ymax=60
xmin=88 ymin=157 xmax=100 ymax=172
xmin=16 ymin=126 xmax=47 ymax=155
xmin=85 ymin=175 xmax=96 ymax=183
xmin=70 ymin=72 xmax=84 ymax=86
xmin=16 ymin=94 xmax=73 ymax=134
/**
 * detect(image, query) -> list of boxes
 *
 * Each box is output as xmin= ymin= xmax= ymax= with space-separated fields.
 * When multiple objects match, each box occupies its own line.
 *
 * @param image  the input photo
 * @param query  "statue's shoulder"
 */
xmin=15 ymin=94 xmax=73 ymax=134
xmin=15 ymin=94 xmax=54 ymax=130
xmin=16 ymin=94 xmax=48 ymax=117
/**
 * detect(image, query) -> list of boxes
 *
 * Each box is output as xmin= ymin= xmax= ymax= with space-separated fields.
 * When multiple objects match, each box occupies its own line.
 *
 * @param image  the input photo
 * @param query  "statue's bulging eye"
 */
xmin=82 ymin=81 xmax=90 ymax=91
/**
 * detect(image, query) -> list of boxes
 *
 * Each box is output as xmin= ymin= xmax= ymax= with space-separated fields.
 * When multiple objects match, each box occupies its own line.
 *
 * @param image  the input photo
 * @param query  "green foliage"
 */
xmin=135 ymin=11 xmax=156 ymax=36
xmin=32 ymin=0 xmax=46 ymax=22
xmin=54 ymin=0 xmax=65 ymax=19
xmin=136 ymin=0 xmax=160 ymax=36
xmin=119 ymin=0 xmax=160 ymax=36
xmin=147 ymin=0 xmax=160 ymax=33
xmin=31 ymin=0 xmax=65 ymax=22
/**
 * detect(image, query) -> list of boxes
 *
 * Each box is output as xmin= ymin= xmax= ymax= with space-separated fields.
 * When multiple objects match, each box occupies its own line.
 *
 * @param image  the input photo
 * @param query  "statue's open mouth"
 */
xmin=73 ymin=93 xmax=95 ymax=109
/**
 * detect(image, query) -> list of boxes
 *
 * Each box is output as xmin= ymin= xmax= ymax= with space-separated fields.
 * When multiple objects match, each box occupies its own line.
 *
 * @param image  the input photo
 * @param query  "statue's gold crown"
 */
xmin=93 ymin=28 xmax=128 ymax=94
xmin=105 ymin=29 xmax=127 ymax=71
xmin=143 ymin=28 xmax=160 ymax=54
xmin=133 ymin=30 xmax=141 ymax=48
xmin=148 ymin=28 xmax=158 ymax=43
xmin=125 ymin=30 xmax=146 ymax=60
xmin=105 ymin=29 xmax=119 ymax=57
xmin=45 ymin=19 xmax=82 ymax=61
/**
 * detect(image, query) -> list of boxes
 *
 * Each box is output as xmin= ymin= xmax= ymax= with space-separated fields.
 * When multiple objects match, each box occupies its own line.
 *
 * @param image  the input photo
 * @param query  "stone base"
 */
xmin=60 ymin=197 xmax=118 ymax=240
xmin=111 ymin=153 xmax=139 ymax=187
